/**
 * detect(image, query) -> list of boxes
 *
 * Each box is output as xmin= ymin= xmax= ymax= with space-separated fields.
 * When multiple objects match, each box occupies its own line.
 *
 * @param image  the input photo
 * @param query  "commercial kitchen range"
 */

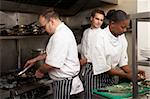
xmin=0 ymin=34 xmax=51 ymax=99
xmin=0 ymin=67 xmax=53 ymax=99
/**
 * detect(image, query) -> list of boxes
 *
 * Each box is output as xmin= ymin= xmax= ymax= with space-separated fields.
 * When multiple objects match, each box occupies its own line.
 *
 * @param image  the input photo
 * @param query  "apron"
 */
xmin=52 ymin=78 xmax=73 ymax=99
xmin=83 ymin=63 xmax=116 ymax=99
xmin=52 ymin=75 xmax=82 ymax=99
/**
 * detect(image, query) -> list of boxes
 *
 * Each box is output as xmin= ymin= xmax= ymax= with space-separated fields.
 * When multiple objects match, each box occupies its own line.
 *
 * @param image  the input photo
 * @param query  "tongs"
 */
xmin=17 ymin=66 xmax=31 ymax=76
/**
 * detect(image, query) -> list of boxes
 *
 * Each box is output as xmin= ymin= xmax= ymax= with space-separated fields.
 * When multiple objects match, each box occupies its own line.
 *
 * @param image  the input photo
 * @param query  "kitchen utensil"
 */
xmin=97 ymin=89 xmax=109 ymax=92
xmin=17 ymin=66 xmax=31 ymax=76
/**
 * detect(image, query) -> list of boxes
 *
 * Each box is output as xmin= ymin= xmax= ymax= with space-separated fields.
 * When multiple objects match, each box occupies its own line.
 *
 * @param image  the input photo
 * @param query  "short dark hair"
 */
xmin=107 ymin=10 xmax=129 ymax=23
xmin=40 ymin=8 xmax=60 ymax=21
xmin=106 ymin=9 xmax=116 ymax=20
xmin=91 ymin=8 xmax=105 ymax=18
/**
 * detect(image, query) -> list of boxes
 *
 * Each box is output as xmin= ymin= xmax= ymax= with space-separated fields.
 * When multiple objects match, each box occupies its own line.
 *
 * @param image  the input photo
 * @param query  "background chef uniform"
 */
xmin=90 ymin=26 xmax=129 ymax=87
xmin=80 ymin=27 xmax=103 ymax=99
xmin=45 ymin=22 xmax=84 ymax=99
xmin=80 ymin=25 xmax=128 ymax=99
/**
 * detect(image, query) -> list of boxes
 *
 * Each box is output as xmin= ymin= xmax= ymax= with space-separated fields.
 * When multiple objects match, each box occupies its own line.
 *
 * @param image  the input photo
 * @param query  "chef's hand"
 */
xmin=35 ymin=70 xmax=44 ymax=78
xmin=24 ymin=58 xmax=36 ymax=68
xmin=137 ymin=70 xmax=146 ymax=81
xmin=126 ymin=71 xmax=146 ymax=81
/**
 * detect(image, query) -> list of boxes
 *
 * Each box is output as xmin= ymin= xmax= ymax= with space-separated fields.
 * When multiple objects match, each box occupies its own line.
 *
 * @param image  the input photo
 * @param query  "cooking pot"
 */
xmin=9 ymin=21 xmax=37 ymax=35
xmin=30 ymin=24 xmax=41 ymax=35
xmin=9 ymin=25 xmax=29 ymax=35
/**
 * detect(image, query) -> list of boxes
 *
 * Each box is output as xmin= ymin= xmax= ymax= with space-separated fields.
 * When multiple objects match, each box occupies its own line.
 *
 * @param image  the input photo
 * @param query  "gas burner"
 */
xmin=0 ymin=72 xmax=37 ymax=90
xmin=0 ymin=78 xmax=17 ymax=89
xmin=0 ymin=70 xmax=52 ymax=99
xmin=10 ymin=82 xmax=50 ymax=98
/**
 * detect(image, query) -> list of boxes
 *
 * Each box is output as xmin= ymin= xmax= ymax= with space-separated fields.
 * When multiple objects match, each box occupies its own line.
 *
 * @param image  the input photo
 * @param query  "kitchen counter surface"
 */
xmin=92 ymin=83 xmax=150 ymax=99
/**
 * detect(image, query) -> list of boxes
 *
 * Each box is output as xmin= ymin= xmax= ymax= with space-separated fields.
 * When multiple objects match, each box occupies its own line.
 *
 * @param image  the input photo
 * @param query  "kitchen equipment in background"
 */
xmin=31 ymin=48 xmax=46 ymax=71
xmin=140 ymin=48 xmax=150 ymax=60
xmin=31 ymin=24 xmax=41 ymax=35
xmin=0 ymin=69 xmax=52 ymax=99
xmin=10 ymin=24 xmax=29 ymax=35
xmin=0 ymin=29 xmax=9 ymax=36
xmin=0 ymin=24 xmax=10 ymax=36
xmin=0 ymin=21 xmax=45 ymax=36
xmin=32 ymin=48 xmax=46 ymax=57
xmin=26 ymin=21 xmax=44 ymax=35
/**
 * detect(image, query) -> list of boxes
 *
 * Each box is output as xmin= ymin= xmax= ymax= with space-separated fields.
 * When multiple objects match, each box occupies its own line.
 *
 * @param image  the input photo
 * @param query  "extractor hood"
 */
xmin=0 ymin=0 xmax=118 ymax=16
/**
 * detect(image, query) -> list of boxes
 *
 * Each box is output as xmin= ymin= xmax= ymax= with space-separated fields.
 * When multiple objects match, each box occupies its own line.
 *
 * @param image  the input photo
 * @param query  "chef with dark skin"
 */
xmin=93 ymin=10 xmax=146 ymax=86
xmin=80 ymin=9 xmax=146 ymax=99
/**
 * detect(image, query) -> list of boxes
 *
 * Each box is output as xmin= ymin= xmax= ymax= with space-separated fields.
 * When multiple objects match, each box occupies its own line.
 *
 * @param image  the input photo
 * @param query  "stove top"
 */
xmin=0 ymin=70 xmax=37 ymax=89
xmin=0 ymin=70 xmax=53 ymax=99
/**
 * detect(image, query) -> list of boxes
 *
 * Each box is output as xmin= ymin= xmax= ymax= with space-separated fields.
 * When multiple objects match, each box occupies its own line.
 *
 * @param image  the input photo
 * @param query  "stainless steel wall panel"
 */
xmin=0 ymin=39 xmax=18 ymax=74
xmin=0 ymin=36 xmax=49 ymax=75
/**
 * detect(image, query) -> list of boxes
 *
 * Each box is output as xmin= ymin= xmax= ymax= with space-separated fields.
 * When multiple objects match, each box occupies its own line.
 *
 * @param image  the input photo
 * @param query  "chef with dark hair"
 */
xmin=92 ymin=10 xmax=145 ymax=87
xmin=24 ymin=8 xmax=84 ymax=99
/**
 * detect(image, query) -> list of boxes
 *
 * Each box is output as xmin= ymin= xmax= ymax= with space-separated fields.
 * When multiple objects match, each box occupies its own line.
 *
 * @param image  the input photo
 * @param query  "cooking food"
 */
xmin=142 ymin=80 xmax=150 ymax=87
xmin=107 ymin=84 xmax=132 ymax=93
xmin=138 ymin=74 xmax=145 ymax=80
xmin=21 ymin=73 xmax=27 ymax=78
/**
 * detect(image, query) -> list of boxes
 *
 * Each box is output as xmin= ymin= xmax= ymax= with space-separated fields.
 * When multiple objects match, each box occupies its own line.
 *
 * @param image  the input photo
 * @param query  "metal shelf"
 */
xmin=130 ymin=11 xmax=150 ymax=98
xmin=0 ymin=35 xmax=49 ymax=40
xmin=130 ymin=12 xmax=150 ymax=21
xmin=0 ymin=35 xmax=49 ymax=73
xmin=137 ymin=60 xmax=150 ymax=66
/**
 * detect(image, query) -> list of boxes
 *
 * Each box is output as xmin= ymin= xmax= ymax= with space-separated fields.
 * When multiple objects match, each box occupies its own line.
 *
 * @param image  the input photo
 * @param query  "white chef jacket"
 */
xmin=45 ymin=22 xmax=83 ymax=94
xmin=80 ymin=27 xmax=102 ymax=62
xmin=81 ymin=26 xmax=128 ymax=75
